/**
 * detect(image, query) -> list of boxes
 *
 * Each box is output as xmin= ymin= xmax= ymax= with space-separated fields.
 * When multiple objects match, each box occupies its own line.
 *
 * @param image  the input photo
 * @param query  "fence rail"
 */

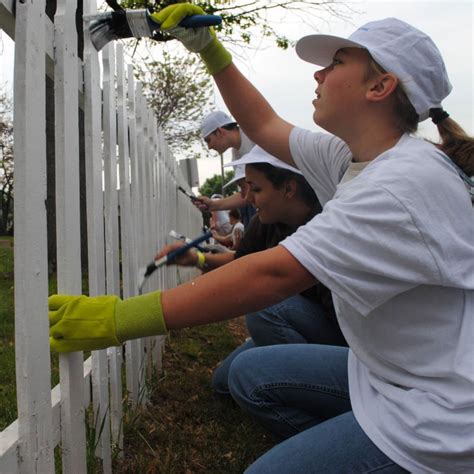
xmin=0 ymin=1 xmax=202 ymax=471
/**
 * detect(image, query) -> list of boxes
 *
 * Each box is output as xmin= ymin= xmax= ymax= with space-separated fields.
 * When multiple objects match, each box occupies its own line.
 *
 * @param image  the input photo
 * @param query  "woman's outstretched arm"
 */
xmin=162 ymin=245 xmax=316 ymax=329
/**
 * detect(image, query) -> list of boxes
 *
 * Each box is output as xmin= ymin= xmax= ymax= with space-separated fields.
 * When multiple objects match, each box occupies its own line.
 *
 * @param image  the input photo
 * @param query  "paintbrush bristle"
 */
xmin=89 ymin=11 xmax=134 ymax=51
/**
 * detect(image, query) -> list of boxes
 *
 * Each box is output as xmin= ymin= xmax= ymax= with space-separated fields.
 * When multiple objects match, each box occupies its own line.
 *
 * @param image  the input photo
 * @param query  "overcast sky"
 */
xmin=200 ymin=0 xmax=473 ymax=185
xmin=1 ymin=1 xmax=472 ymax=188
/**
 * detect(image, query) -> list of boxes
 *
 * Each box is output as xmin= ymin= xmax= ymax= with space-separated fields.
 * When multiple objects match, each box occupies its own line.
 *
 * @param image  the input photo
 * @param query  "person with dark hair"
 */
xmin=155 ymin=146 xmax=345 ymax=394
xmin=198 ymin=111 xmax=256 ymax=227
xmin=49 ymin=6 xmax=474 ymax=472
xmin=211 ymin=207 xmax=244 ymax=250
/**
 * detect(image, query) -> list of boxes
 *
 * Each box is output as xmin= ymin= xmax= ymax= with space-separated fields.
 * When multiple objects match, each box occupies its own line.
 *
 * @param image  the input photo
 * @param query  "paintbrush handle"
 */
xmin=179 ymin=15 xmax=222 ymax=29
xmin=165 ymin=231 xmax=212 ymax=263
xmin=144 ymin=231 xmax=212 ymax=278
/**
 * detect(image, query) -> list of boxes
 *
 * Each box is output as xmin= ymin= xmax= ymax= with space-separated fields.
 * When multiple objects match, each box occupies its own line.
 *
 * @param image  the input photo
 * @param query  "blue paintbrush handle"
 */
xmin=139 ymin=230 xmax=212 ymax=292
xmin=179 ymin=15 xmax=222 ymax=28
xmin=166 ymin=231 xmax=212 ymax=263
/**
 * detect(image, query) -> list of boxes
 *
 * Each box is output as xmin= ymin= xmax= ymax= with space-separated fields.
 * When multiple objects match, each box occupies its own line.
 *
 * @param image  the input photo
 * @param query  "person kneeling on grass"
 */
xmin=49 ymin=6 xmax=474 ymax=473
xmin=154 ymin=145 xmax=345 ymax=396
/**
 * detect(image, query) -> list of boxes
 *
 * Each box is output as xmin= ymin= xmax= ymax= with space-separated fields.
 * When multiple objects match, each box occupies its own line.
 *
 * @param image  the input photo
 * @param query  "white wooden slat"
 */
xmin=141 ymin=95 xmax=152 ymax=292
xmin=12 ymin=1 xmax=54 ymax=472
xmin=82 ymin=0 xmax=112 ymax=471
xmin=117 ymin=45 xmax=145 ymax=411
xmin=125 ymin=65 xmax=141 ymax=405
xmin=54 ymin=2 xmax=87 ymax=471
xmin=132 ymin=82 xmax=148 ymax=396
xmin=102 ymin=44 xmax=124 ymax=449
xmin=134 ymin=83 xmax=145 ymax=274
xmin=147 ymin=113 xmax=157 ymax=292
xmin=127 ymin=66 xmax=139 ymax=295
xmin=0 ymin=420 xmax=19 ymax=473
xmin=150 ymin=119 xmax=163 ymax=367
xmin=135 ymin=86 xmax=152 ymax=393
xmin=156 ymin=128 xmax=167 ymax=365
xmin=116 ymin=44 xmax=133 ymax=301
xmin=141 ymin=97 xmax=156 ymax=379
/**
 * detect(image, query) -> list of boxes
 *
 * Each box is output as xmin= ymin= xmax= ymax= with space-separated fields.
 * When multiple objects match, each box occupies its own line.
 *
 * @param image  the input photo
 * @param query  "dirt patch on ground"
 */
xmin=226 ymin=315 xmax=249 ymax=342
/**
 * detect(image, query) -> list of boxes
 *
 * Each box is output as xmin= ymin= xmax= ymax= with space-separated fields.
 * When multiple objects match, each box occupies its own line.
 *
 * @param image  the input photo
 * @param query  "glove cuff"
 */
xmin=200 ymin=37 xmax=232 ymax=75
xmin=115 ymin=290 xmax=167 ymax=342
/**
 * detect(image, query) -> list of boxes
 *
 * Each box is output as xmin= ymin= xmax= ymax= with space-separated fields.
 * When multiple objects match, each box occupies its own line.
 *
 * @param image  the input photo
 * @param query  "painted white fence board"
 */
xmin=82 ymin=0 xmax=112 ymax=471
xmin=133 ymin=82 xmax=148 ymax=398
xmin=54 ymin=2 xmax=87 ymax=471
xmin=12 ymin=1 xmax=54 ymax=472
xmin=102 ymin=44 xmax=124 ymax=450
xmin=125 ymin=66 xmax=141 ymax=405
xmin=0 ymin=420 xmax=19 ymax=473
xmin=117 ymin=43 xmax=144 ymax=425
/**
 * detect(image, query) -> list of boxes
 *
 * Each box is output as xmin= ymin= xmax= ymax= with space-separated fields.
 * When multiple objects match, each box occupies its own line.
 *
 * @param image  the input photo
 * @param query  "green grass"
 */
xmin=0 ymin=244 xmax=15 ymax=430
xmin=114 ymin=322 xmax=273 ymax=473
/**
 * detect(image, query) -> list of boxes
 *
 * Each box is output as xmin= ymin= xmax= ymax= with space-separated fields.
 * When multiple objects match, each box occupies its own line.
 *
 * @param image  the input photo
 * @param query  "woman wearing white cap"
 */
xmin=49 ymin=5 xmax=473 ymax=473
xmin=155 ymin=145 xmax=345 ymax=395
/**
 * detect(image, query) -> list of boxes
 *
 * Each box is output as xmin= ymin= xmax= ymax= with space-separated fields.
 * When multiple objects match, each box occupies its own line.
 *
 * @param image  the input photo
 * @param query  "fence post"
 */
xmin=13 ymin=0 xmax=54 ymax=471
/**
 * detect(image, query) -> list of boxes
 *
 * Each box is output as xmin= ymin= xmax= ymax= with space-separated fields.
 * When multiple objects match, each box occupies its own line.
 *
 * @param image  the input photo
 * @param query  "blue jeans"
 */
xmin=212 ymin=295 xmax=346 ymax=395
xmin=228 ymin=344 xmax=407 ymax=473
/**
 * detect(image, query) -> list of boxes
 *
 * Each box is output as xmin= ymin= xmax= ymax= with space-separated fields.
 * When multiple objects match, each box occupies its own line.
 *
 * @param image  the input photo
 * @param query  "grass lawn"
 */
xmin=0 ymin=243 xmax=16 ymax=430
xmin=114 ymin=319 xmax=273 ymax=473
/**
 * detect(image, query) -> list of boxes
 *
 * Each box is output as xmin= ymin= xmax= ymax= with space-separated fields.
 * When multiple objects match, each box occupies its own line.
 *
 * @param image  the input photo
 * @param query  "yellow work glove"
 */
xmin=49 ymin=290 xmax=167 ymax=353
xmin=152 ymin=3 xmax=232 ymax=75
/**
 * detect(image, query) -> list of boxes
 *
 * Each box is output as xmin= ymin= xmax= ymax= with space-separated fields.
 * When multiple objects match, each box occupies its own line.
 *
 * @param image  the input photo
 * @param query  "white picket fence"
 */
xmin=0 ymin=0 xmax=202 ymax=472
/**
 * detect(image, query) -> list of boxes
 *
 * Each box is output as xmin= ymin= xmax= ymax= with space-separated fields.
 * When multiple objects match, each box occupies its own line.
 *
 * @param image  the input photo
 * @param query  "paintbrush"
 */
xmin=168 ymin=230 xmax=209 ymax=253
xmin=178 ymin=185 xmax=200 ymax=202
xmin=85 ymin=9 xmax=222 ymax=51
xmin=137 ymin=230 xmax=212 ymax=294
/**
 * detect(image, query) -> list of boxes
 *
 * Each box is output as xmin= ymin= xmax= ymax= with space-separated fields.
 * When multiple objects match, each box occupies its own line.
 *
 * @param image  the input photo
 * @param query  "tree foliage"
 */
xmin=198 ymin=169 xmax=236 ymax=197
xmin=135 ymin=50 xmax=213 ymax=156
xmin=0 ymin=87 xmax=13 ymax=235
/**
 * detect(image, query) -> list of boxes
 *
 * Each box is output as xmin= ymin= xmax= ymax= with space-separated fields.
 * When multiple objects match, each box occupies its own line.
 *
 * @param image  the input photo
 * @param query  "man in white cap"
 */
xmin=197 ymin=111 xmax=256 ymax=226
xmin=200 ymin=110 xmax=254 ymax=159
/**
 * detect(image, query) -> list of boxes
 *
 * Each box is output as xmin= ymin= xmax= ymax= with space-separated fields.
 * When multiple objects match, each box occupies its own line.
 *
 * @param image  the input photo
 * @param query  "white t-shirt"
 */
xmin=281 ymin=127 xmax=474 ymax=472
xmin=232 ymin=130 xmax=255 ymax=160
xmin=231 ymin=222 xmax=244 ymax=249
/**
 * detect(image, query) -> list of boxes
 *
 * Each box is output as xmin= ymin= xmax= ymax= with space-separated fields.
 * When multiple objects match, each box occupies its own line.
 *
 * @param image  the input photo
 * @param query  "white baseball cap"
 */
xmin=223 ymin=165 xmax=245 ymax=189
xmin=295 ymin=18 xmax=452 ymax=122
xmin=200 ymin=111 xmax=236 ymax=138
xmin=225 ymin=146 xmax=303 ymax=175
